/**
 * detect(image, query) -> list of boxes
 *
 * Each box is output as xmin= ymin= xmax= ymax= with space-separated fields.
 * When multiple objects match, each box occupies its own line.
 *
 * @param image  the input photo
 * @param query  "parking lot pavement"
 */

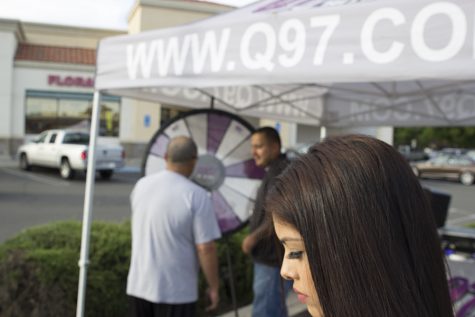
xmin=0 ymin=155 xmax=16 ymax=168
xmin=0 ymin=156 xmax=140 ymax=243
xmin=117 ymin=158 xmax=141 ymax=174
xmin=447 ymin=207 xmax=475 ymax=227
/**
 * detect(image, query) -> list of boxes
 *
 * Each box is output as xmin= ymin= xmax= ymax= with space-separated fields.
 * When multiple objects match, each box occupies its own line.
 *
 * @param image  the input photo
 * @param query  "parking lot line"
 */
xmin=1 ymin=168 xmax=71 ymax=187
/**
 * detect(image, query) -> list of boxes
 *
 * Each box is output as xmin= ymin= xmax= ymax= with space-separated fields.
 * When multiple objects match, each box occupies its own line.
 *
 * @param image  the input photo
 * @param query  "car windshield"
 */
xmin=63 ymin=132 xmax=90 ymax=145
xmin=448 ymin=156 xmax=474 ymax=166
xmin=430 ymin=155 xmax=450 ymax=164
xmin=35 ymin=132 xmax=48 ymax=143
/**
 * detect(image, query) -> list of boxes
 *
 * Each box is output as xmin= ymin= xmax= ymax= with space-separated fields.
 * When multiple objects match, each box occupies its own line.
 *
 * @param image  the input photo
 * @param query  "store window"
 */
xmin=101 ymin=101 xmax=120 ymax=137
xmin=25 ymin=97 xmax=58 ymax=132
xmin=160 ymin=106 xmax=188 ymax=126
xmin=25 ymin=91 xmax=120 ymax=136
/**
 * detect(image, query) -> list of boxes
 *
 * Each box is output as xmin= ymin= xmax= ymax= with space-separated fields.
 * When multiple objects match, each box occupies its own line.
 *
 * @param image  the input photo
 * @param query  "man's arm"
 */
xmin=196 ymin=241 xmax=219 ymax=311
xmin=241 ymin=224 xmax=269 ymax=254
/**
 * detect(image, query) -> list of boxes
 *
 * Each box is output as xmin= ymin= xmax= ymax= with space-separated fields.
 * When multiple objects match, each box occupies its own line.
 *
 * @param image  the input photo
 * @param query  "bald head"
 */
xmin=166 ymin=136 xmax=198 ymax=164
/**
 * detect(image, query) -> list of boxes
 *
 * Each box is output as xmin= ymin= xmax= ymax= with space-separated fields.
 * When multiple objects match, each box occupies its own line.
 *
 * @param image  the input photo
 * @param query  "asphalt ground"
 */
xmin=0 ymin=157 xmax=140 ymax=243
xmin=420 ymin=179 xmax=475 ymax=227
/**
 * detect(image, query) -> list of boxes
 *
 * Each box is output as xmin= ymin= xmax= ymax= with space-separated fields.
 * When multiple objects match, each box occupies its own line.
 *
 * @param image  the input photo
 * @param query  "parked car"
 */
xmin=284 ymin=143 xmax=314 ymax=160
xmin=440 ymin=148 xmax=467 ymax=156
xmin=467 ymin=150 xmax=475 ymax=161
xmin=398 ymin=145 xmax=429 ymax=162
xmin=411 ymin=154 xmax=475 ymax=185
xmin=17 ymin=129 xmax=125 ymax=180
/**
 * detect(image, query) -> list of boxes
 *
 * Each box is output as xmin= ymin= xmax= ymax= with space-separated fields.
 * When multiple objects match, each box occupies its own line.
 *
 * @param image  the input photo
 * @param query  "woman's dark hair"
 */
xmin=266 ymin=134 xmax=453 ymax=317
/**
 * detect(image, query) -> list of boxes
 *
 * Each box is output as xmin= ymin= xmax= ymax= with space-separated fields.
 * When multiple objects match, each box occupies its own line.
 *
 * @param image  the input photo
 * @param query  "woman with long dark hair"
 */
xmin=267 ymin=135 xmax=453 ymax=317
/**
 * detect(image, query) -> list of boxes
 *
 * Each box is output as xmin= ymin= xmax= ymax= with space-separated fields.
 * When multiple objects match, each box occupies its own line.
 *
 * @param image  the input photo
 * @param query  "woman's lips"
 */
xmin=294 ymin=288 xmax=308 ymax=304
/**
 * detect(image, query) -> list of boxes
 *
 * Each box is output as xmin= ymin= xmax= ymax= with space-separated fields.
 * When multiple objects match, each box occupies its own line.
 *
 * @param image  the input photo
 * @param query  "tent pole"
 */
xmin=76 ymin=90 xmax=101 ymax=317
xmin=320 ymin=126 xmax=327 ymax=141
xmin=210 ymin=96 xmax=215 ymax=109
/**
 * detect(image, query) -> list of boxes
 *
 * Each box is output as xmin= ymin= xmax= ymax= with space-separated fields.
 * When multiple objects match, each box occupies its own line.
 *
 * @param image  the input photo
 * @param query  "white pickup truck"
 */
xmin=17 ymin=129 xmax=125 ymax=180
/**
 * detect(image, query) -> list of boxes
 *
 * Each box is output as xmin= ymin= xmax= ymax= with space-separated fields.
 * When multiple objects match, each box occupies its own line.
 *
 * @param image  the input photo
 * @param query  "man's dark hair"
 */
xmin=166 ymin=136 xmax=197 ymax=163
xmin=252 ymin=127 xmax=281 ymax=148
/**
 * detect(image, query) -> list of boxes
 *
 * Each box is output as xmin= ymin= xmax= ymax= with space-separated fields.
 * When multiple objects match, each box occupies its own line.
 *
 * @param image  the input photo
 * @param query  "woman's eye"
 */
xmin=287 ymin=251 xmax=303 ymax=259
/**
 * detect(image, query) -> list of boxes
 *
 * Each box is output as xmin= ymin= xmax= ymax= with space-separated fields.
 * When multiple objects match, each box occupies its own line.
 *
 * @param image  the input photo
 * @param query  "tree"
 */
xmin=394 ymin=127 xmax=475 ymax=149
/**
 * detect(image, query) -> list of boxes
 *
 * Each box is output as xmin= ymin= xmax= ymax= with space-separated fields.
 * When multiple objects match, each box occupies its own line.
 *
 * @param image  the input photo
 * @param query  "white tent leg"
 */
xmin=76 ymin=90 xmax=101 ymax=317
xmin=320 ymin=126 xmax=327 ymax=141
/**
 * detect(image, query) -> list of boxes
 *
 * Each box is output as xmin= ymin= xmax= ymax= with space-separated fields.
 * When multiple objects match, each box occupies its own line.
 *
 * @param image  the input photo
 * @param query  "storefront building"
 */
xmin=0 ymin=0 xmax=234 ymax=158
xmin=0 ymin=19 xmax=122 ymax=156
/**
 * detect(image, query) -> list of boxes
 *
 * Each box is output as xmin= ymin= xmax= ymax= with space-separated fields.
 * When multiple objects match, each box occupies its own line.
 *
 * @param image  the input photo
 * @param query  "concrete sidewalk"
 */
xmin=218 ymin=292 xmax=308 ymax=317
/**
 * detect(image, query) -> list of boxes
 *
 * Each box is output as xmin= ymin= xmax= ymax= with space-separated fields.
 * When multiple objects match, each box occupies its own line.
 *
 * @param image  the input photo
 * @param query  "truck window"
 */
xmin=49 ymin=133 xmax=57 ymax=144
xmin=63 ymin=133 xmax=90 ymax=145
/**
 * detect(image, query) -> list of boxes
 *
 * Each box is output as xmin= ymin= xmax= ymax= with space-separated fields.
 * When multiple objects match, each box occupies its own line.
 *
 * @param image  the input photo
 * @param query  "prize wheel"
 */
xmin=142 ymin=109 xmax=265 ymax=237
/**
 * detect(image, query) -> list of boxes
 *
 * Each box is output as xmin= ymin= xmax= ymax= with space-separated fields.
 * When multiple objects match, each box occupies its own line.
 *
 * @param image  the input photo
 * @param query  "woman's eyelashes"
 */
xmin=287 ymin=251 xmax=304 ymax=259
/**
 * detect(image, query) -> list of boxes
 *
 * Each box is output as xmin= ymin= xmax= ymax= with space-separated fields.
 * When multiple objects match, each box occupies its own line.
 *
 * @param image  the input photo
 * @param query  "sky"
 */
xmin=0 ymin=0 xmax=258 ymax=30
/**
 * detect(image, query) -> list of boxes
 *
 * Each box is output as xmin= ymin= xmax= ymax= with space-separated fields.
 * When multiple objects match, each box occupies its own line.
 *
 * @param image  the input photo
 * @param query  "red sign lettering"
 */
xmin=48 ymin=75 xmax=94 ymax=88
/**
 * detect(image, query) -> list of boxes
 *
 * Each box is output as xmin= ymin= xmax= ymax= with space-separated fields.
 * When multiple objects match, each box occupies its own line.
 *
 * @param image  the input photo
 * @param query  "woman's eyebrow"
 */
xmin=280 ymin=237 xmax=303 ymax=245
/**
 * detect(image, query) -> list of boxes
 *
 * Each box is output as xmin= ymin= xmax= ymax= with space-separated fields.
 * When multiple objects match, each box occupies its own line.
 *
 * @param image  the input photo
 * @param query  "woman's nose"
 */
xmin=280 ymin=261 xmax=297 ymax=281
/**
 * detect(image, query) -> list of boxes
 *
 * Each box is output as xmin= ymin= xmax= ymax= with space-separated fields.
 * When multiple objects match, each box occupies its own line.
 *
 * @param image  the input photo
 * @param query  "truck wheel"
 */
xmin=60 ymin=158 xmax=75 ymax=179
xmin=99 ymin=170 xmax=114 ymax=180
xmin=460 ymin=172 xmax=474 ymax=186
xmin=19 ymin=153 xmax=31 ymax=171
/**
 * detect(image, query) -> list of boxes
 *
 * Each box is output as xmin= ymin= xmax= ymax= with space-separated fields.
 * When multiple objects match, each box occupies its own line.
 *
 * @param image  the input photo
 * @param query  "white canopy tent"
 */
xmin=95 ymin=0 xmax=475 ymax=127
xmin=77 ymin=0 xmax=475 ymax=315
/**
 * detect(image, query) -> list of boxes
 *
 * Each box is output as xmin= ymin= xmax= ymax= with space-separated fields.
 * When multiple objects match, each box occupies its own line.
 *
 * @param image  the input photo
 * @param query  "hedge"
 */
xmin=0 ymin=221 xmax=253 ymax=317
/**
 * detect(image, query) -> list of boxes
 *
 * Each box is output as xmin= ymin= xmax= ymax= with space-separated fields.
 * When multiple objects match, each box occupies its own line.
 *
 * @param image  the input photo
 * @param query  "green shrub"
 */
xmin=0 ymin=221 xmax=253 ymax=317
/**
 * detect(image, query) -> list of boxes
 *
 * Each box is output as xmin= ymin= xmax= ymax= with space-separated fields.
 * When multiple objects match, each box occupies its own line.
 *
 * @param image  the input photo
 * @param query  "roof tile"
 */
xmin=15 ymin=44 xmax=96 ymax=65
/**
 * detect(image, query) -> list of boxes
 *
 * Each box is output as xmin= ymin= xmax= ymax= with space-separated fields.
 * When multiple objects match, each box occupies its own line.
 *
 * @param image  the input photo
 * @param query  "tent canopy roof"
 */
xmin=94 ymin=0 xmax=475 ymax=127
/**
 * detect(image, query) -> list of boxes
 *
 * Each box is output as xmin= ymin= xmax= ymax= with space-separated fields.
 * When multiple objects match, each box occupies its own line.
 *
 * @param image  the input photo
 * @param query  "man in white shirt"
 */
xmin=127 ymin=136 xmax=221 ymax=317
